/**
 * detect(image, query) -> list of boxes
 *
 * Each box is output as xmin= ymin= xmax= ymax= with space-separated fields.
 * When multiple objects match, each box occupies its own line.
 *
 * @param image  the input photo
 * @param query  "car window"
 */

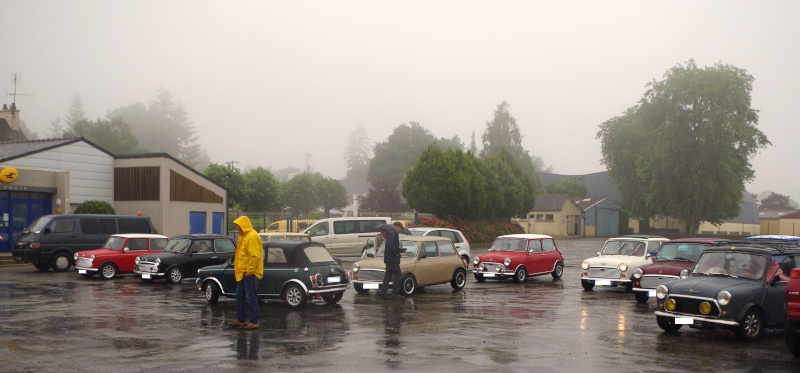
xmin=103 ymin=236 xmax=126 ymax=250
xmin=490 ymin=237 xmax=528 ymax=252
xmin=646 ymin=241 xmax=662 ymax=256
xmin=50 ymin=219 xmax=75 ymax=234
xmin=127 ymin=238 xmax=148 ymax=251
xmin=214 ymin=239 xmax=235 ymax=253
xmin=164 ymin=239 xmax=191 ymax=254
xmin=267 ymin=247 xmax=288 ymax=264
xmin=400 ymin=241 xmax=418 ymax=258
xmin=438 ymin=241 xmax=456 ymax=256
xmin=150 ymin=238 xmax=168 ymax=250
xmin=193 ymin=240 xmax=213 ymax=253
xmin=438 ymin=230 xmax=460 ymax=243
xmin=410 ymin=230 xmax=425 ymax=236
xmin=334 ymin=221 xmax=357 ymax=234
xmin=529 ymin=240 xmax=542 ymax=252
xmin=542 ymin=239 xmax=556 ymax=252
xmin=359 ymin=220 xmax=386 ymax=233
xmin=307 ymin=222 xmax=329 ymax=237
xmin=422 ymin=242 xmax=438 ymax=258
xmin=601 ymin=240 xmax=643 ymax=256
xmin=304 ymin=245 xmax=336 ymax=263
xmin=657 ymin=243 xmax=706 ymax=261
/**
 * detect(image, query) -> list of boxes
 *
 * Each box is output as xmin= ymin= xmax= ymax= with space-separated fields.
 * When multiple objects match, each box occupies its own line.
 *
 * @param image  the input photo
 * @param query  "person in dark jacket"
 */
xmin=381 ymin=222 xmax=406 ymax=299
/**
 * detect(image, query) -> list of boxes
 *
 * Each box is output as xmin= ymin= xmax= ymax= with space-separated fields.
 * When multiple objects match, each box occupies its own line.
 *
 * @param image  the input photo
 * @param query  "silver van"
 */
xmin=301 ymin=217 xmax=390 ymax=256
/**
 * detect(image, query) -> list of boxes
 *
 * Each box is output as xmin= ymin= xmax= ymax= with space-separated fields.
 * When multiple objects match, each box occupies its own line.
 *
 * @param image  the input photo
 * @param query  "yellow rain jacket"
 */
xmin=233 ymin=216 xmax=263 ymax=281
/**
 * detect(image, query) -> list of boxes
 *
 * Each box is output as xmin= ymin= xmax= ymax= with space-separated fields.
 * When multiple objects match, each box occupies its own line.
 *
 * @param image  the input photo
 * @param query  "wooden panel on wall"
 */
xmin=115 ymin=166 xmax=160 ymax=201
xmin=170 ymin=170 xmax=223 ymax=204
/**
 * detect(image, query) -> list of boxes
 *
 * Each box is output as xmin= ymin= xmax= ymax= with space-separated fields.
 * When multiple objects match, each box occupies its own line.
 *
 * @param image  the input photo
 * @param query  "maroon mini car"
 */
xmin=74 ymin=234 xmax=169 ymax=279
xmin=631 ymin=238 xmax=729 ymax=303
xmin=787 ymin=268 xmax=800 ymax=357
xmin=472 ymin=234 xmax=564 ymax=282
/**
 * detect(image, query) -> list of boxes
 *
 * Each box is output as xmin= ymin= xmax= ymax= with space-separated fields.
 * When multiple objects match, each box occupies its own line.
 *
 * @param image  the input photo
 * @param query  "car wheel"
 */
xmin=624 ymin=282 xmax=634 ymax=292
xmin=634 ymin=291 xmax=649 ymax=304
xmin=581 ymin=279 xmax=595 ymax=291
xmin=322 ymin=292 xmax=343 ymax=304
xmin=400 ymin=274 xmax=417 ymax=296
xmin=51 ymin=253 xmax=72 ymax=272
xmin=787 ymin=326 xmax=800 ymax=357
xmin=283 ymin=283 xmax=308 ymax=309
xmin=33 ymin=262 xmax=51 ymax=271
xmin=513 ymin=267 xmax=528 ymax=283
xmin=166 ymin=266 xmax=183 ymax=284
xmin=657 ymin=315 xmax=683 ymax=333
xmin=205 ymin=282 xmax=220 ymax=304
xmin=551 ymin=262 xmax=564 ymax=279
xmin=474 ymin=273 xmax=485 ymax=282
xmin=451 ymin=268 xmax=467 ymax=290
xmin=353 ymin=283 xmax=370 ymax=294
xmin=734 ymin=308 xmax=764 ymax=342
xmin=99 ymin=263 xmax=117 ymax=280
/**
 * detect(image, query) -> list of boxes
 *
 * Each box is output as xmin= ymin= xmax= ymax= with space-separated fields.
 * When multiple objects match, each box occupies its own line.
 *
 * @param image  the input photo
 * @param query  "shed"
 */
xmin=575 ymin=197 xmax=620 ymax=237
xmin=527 ymin=194 xmax=583 ymax=237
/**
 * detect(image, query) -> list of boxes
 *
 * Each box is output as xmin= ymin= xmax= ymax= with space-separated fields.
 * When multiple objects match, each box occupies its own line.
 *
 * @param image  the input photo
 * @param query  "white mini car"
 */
xmin=580 ymin=235 xmax=669 ymax=291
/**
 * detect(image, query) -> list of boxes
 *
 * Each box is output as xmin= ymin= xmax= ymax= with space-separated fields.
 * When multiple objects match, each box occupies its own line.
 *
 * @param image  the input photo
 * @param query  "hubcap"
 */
xmin=170 ymin=269 xmax=181 ymax=282
xmin=102 ymin=265 xmax=114 ymax=278
xmin=55 ymin=256 xmax=69 ymax=269
xmin=556 ymin=265 xmax=563 ymax=275
xmin=404 ymin=279 xmax=414 ymax=293
xmin=744 ymin=313 xmax=759 ymax=336
xmin=457 ymin=272 xmax=465 ymax=286
xmin=287 ymin=288 xmax=301 ymax=305
xmin=205 ymin=285 xmax=213 ymax=300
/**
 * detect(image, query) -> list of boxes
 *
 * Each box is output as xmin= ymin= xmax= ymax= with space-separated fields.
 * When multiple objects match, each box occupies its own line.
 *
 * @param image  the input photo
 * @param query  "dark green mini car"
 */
xmin=196 ymin=241 xmax=350 ymax=309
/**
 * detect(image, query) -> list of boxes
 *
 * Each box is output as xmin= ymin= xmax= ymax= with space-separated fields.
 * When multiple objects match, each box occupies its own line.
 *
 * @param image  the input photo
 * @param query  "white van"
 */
xmin=301 ymin=217 xmax=391 ymax=256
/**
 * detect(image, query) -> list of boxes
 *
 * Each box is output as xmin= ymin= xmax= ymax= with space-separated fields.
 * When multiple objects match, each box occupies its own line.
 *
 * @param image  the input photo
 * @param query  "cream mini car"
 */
xmin=581 ymin=235 xmax=669 ymax=291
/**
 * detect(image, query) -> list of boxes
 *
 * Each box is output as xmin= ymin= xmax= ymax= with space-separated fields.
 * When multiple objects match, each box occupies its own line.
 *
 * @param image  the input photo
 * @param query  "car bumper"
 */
xmin=74 ymin=266 xmax=98 ymax=273
xmin=473 ymin=270 xmax=514 ymax=279
xmin=308 ymin=284 xmax=349 ymax=294
xmin=11 ymin=249 xmax=41 ymax=263
xmin=654 ymin=311 xmax=738 ymax=326
xmin=582 ymin=277 xmax=631 ymax=285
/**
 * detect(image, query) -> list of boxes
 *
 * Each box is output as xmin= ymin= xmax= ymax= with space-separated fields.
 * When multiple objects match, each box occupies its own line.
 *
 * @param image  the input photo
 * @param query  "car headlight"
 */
xmin=656 ymin=285 xmax=668 ymax=299
xmin=478 ymin=263 xmax=485 ymax=270
xmin=473 ymin=257 xmax=480 ymax=265
xmin=618 ymin=263 xmax=628 ymax=272
xmin=665 ymin=298 xmax=676 ymax=311
xmin=496 ymin=265 xmax=503 ymax=272
xmin=135 ymin=256 xmax=140 ymax=264
xmin=632 ymin=268 xmax=643 ymax=279
xmin=717 ymin=290 xmax=731 ymax=306
xmin=353 ymin=263 xmax=360 ymax=272
xmin=699 ymin=302 xmax=711 ymax=315
xmin=503 ymin=258 xmax=511 ymax=267
xmin=155 ymin=258 xmax=161 ymax=266
xmin=581 ymin=261 xmax=589 ymax=270
xmin=74 ymin=253 xmax=78 ymax=261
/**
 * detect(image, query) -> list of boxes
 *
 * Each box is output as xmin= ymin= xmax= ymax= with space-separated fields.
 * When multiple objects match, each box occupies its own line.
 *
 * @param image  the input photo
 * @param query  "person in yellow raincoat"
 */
xmin=229 ymin=216 xmax=263 ymax=330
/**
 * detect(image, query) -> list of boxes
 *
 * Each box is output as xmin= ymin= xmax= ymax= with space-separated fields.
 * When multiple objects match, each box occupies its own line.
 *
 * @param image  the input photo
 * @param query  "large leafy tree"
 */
xmin=204 ymin=163 xmax=247 ymax=210
xmin=546 ymin=178 xmax=588 ymax=199
xmin=598 ymin=60 xmax=770 ymax=235
xmin=358 ymin=181 xmax=407 ymax=214
xmin=63 ymin=117 xmax=141 ymax=154
xmin=344 ymin=126 xmax=371 ymax=180
xmin=243 ymin=167 xmax=281 ymax=211
xmin=760 ymin=192 xmax=792 ymax=210
xmin=480 ymin=101 xmax=551 ymax=175
xmin=316 ymin=178 xmax=348 ymax=217
xmin=282 ymin=172 xmax=322 ymax=216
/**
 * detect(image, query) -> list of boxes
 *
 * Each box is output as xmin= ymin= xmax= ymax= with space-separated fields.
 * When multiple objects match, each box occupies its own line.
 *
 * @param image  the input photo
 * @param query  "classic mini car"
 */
xmin=631 ymin=238 xmax=730 ymax=303
xmin=351 ymin=236 xmax=468 ymax=295
xmin=581 ymin=235 xmax=669 ymax=291
xmin=787 ymin=267 xmax=800 ymax=357
xmin=408 ymin=227 xmax=471 ymax=265
xmin=197 ymin=241 xmax=349 ymax=309
xmin=134 ymin=234 xmax=236 ymax=284
xmin=74 ymin=234 xmax=169 ymax=279
xmin=258 ymin=232 xmax=312 ymax=242
xmin=472 ymin=234 xmax=564 ymax=282
xmin=654 ymin=240 xmax=800 ymax=341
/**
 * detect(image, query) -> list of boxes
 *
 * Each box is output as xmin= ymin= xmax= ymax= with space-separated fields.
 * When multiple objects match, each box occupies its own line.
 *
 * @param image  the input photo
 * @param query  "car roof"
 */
xmin=495 ymin=234 xmax=553 ymax=239
xmin=262 ymin=241 xmax=335 ymax=265
xmin=608 ymin=235 xmax=668 ymax=241
xmin=665 ymin=237 xmax=731 ymax=245
xmin=746 ymin=235 xmax=800 ymax=242
xmin=259 ymin=232 xmax=309 ymax=236
xmin=400 ymin=235 xmax=453 ymax=243
xmin=408 ymin=227 xmax=462 ymax=233
xmin=110 ymin=233 xmax=168 ymax=239
xmin=705 ymin=241 xmax=800 ymax=255
xmin=169 ymin=234 xmax=232 ymax=240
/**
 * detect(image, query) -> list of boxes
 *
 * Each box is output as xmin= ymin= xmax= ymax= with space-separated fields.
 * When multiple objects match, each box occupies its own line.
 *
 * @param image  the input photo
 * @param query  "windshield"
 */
xmin=101 ymin=237 xmax=126 ymax=250
xmin=693 ymin=252 xmax=767 ymax=280
xmin=27 ymin=216 xmax=54 ymax=234
xmin=600 ymin=240 xmax=645 ymax=256
xmin=656 ymin=243 xmax=706 ymax=261
xmin=489 ymin=237 xmax=529 ymax=252
xmin=163 ymin=239 xmax=191 ymax=254
xmin=377 ymin=241 xmax=419 ymax=258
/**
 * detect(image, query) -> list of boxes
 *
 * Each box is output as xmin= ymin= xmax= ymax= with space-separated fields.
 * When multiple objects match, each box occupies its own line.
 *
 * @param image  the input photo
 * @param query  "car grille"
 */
xmin=75 ymin=258 xmax=93 ymax=268
xmin=640 ymin=275 xmax=678 ymax=289
xmin=137 ymin=262 xmax=158 ymax=273
xmin=666 ymin=295 xmax=721 ymax=317
xmin=480 ymin=263 xmax=501 ymax=272
xmin=587 ymin=267 xmax=620 ymax=279
xmin=357 ymin=269 xmax=385 ymax=281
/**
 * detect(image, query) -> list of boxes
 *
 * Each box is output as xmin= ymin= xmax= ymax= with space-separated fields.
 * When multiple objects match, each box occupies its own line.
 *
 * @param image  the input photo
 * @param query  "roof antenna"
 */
xmin=5 ymin=73 xmax=33 ymax=110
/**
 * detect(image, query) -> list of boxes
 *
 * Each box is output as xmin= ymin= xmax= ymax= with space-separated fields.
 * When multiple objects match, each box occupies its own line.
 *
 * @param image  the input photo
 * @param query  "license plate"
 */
xmin=595 ymin=279 xmax=611 ymax=286
xmin=363 ymin=283 xmax=379 ymax=289
xmin=142 ymin=274 xmax=151 ymax=279
xmin=327 ymin=276 xmax=341 ymax=283
xmin=648 ymin=290 xmax=656 ymax=296
xmin=483 ymin=273 xmax=495 ymax=278
xmin=676 ymin=317 xmax=694 ymax=324
xmin=14 ymin=256 xmax=22 ymax=261
xmin=78 ymin=269 xmax=87 ymax=274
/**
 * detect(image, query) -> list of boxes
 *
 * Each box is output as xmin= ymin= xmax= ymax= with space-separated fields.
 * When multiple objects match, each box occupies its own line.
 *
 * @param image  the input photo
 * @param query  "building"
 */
xmin=575 ymin=197 xmax=620 ymax=237
xmin=527 ymin=194 xmax=583 ymax=237
xmin=338 ymin=178 xmax=370 ymax=217
xmin=759 ymin=210 xmax=799 ymax=235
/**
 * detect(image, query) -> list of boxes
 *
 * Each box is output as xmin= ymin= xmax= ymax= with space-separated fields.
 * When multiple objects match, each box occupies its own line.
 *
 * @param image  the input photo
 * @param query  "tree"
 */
xmin=597 ymin=60 xmax=771 ymax=235
xmin=74 ymin=200 xmax=115 ymax=214
xmin=48 ymin=117 xmax=63 ymax=138
xmin=242 ymin=167 xmax=281 ymax=211
xmin=282 ymin=173 xmax=321 ymax=216
xmin=358 ymin=181 xmax=407 ymax=214
xmin=316 ymin=178 xmax=348 ymax=217
xmin=65 ymin=94 xmax=86 ymax=131
xmin=469 ymin=131 xmax=478 ymax=154
xmin=63 ymin=117 xmax=140 ymax=154
xmin=344 ymin=126 xmax=371 ymax=180
xmin=204 ymin=163 xmax=247 ymax=210
xmin=546 ymin=178 xmax=588 ymax=199
xmin=760 ymin=192 xmax=792 ymax=210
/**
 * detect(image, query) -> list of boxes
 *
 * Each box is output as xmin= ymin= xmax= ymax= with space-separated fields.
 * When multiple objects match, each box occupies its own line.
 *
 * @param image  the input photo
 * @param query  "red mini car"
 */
xmin=473 ymin=234 xmax=564 ymax=282
xmin=787 ymin=267 xmax=800 ymax=357
xmin=74 ymin=234 xmax=169 ymax=279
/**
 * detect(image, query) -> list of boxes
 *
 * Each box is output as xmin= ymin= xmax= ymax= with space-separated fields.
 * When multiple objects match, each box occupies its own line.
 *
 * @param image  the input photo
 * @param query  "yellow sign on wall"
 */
xmin=0 ymin=167 xmax=19 ymax=183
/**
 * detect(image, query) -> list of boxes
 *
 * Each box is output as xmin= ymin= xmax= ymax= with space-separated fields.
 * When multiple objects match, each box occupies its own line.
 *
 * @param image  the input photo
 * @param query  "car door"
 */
xmin=526 ymin=239 xmax=547 ymax=274
xmin=331 ymin=220 xmax=359 ymax=255
xmin=540 ymin=239 xmax=561 ymax=273
xmin=120 ymin=238 xmax=149 ymax=272
xmin=186 ymin=239 xmax=215 ymax=274
xmin=212 ymin=238 xmax=236 ymax=264
xmin=414 ymin=241 xmax=441 ymax=285
xmin=764 ymin=255 xmax=796 ymax=324
xmin=306 ymin=221 xmax=333 ymax=252
xmin=261 ymin=247 xmax=292 ymax=295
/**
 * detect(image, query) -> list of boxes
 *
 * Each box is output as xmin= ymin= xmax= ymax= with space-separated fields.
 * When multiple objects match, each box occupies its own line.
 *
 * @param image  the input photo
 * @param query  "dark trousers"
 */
xmin=236 ymin=275 xmax=259 ymax=324
xmin=381 ymin=262 xmax=403 ymax=295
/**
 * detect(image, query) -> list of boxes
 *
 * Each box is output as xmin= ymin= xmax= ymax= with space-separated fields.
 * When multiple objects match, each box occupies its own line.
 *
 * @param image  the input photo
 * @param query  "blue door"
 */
xmin=189 ymin=211 xmax=207 ymax=234
xmin=0 ymin=191 xmax=52 ymax=252
xmin=212 ymin=212 xmax=224 ymax=234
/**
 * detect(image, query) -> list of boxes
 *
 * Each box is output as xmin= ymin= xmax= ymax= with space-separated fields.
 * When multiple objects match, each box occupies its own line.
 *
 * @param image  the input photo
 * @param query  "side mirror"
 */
xmin=596 ymin=252 xmax=601 ymax=256
xmin=367 ymin=253 xmax=374 ymax=258
xmin=43 ymin=227 xmax=51 ymax=234
xmin=123 ymin=247 xmax=129 ymax=252
xmin=528 ymin=249 xmax=534 ymax=255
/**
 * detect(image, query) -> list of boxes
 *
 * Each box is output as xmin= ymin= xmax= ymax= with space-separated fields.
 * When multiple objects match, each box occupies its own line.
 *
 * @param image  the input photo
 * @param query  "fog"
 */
xmin=2 ymin=1 xmax=798 ymax=201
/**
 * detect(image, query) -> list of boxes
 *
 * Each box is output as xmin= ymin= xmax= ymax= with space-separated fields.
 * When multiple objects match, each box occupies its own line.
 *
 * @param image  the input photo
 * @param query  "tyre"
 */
xmin=657 ymin=315 xmax=683 ymax=332
xmin=400 ymin=274 xmax=417 ymax=296
xmin=551 ymin=262 xmax=563 ymax=279
xmin=33 ymin=262 xmax=51 ymax=271
xmin=283 ymin=283 xmax=308 ymax=309
xmin=513 ymin=267 xmax=527 ymax=283
xmin=322 ymin=292 xmax=343 ymax=304
xmin=353 ymin=283 xmax=370 ymax=294
xmin=451 ymin=268 xmax=467 ymax=290
xmin=474 ymin=273 xmax=486 ymax=282
xmin=99 ymin=263 xmax=117 ymax=280
xmin=734 ymin=308 xmax=764 ymax=342
xmin=581 ymin=279 xmax=595 ymax=291
xmin=51 ymin=253 xmax=72 ymax=272
xmin=634 ymin=291 xmax=649 ymax=304
xmin=166 ymin=266 xmax=183 ymax=284
xmin=787 ymin=326 xmax=800 ymax=358
xmin=205 ymin=282 xmax=220 ymax=304
xmin=624 ymin=282 xmax=634 ymax=292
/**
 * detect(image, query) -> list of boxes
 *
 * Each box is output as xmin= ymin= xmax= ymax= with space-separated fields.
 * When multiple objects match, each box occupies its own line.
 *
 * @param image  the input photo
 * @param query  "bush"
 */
xmin=74 ymin=200 xmax=116 ymax=214
xmin=417 ymin=215 xmax=524 ymax=244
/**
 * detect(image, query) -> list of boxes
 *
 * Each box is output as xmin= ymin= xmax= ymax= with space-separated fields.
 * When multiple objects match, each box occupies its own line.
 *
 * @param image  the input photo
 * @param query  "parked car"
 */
xmin=631 ymin=238 xmax=730 ymax=303
xmin=133 ymin=234 xmax=236 ymax=284
xmin=788 ymin=267 xmax=800 ymax=357
xmin=73 ymin=234 xmax=169 ymax=279
xmin=259 ymin=232 xmax=312 ymax=242
xmin=260 ymin=219 xmax=316 ymax=233
xmin=408 ymin=227 xmax=471 ymax=265
xmin=581 ymin=235 xmax=669 ymax=291
xmin=301 ymin=217 xmax=391 ymax=257
xmin=197 ymin=241 xmax=349 ymax=309
xmin=351 ymin=236 xmax=467 ymax=295
xmin=654 ymin=240 xmax=800 ymax=341
xmin=472 ymin=234 xmax=564 ymax=282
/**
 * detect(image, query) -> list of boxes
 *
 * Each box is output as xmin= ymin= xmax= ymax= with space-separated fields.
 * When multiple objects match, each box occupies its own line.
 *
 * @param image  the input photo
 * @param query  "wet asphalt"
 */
xmin=0 ymin=237 xmax=797 ymax=372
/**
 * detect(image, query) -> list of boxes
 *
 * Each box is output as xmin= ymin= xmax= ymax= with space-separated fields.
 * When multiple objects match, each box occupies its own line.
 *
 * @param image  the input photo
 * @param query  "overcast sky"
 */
xmin=2 ymin=1 xmax=798 ymax=201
